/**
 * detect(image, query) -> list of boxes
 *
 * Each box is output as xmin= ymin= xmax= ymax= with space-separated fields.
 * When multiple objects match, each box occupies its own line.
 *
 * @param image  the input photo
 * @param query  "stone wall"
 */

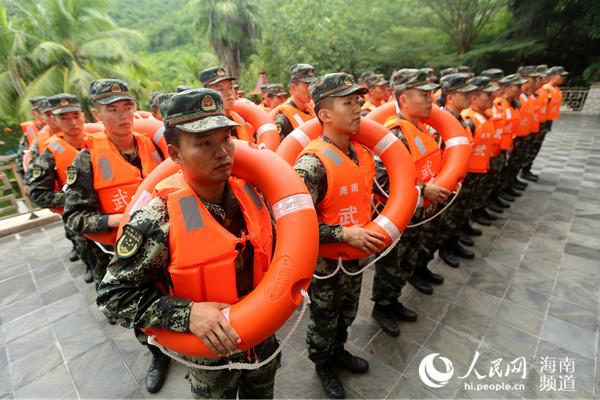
xmin=581 ymin=82 xmax=600 ymax=116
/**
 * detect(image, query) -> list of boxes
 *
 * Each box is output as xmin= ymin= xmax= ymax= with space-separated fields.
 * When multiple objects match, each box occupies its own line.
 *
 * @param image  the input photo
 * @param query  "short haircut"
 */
xmin=313 ymin=97 xmax=335 ymax=125
xmin=163 ymin=126 xmax=179 ymax=147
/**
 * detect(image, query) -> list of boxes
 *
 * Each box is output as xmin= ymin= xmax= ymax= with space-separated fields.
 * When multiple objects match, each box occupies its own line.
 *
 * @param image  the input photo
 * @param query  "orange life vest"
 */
xmin=361 ymin=98 xmax=384 ymax=113
xmin=485 ymin=104 xmax=504 ymax=157
xmin=529 ymin=93 xmax=541 ymax=133
xmin=46 ymin=134 xmax=80 ymax=187
xmin=29 ymin=126 xmax=52 ymax=152
xmin=270 ymin=102 xmax=316 ymax=130
xmin=384 ymin=116 xmax=443 ymax=184
xmin=543 ymin=83 xmax=562 ymax=120
xmin=493 ymin=97 xmax=519 ymax=150
xmin=20 ymin=120 xmax=42 ymax=147
xmin=298 ymin=137 xmax=374 ymax=230
xmin=156 ymin=172 xmax=273 ymax=304
xmin=230 ymin=111 xmax=254 ymax=142
xmin=515 ymin=93 xmax=533 ymax=137
xmin=86 ymin=132 xmax=161 ymax=214
xmin=536 ymin=87 xmax=550 ymax=123
xmin=461 ymin=108 xmax=494 ymax=173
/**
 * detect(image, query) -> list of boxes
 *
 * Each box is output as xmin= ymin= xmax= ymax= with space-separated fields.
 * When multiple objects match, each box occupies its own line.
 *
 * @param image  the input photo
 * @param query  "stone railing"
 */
xmin=0 ymin=154 xmax=40 ymax=220
xmin=580 ymin=82 xmax=600 ymax=116
xmin=560 ymin=87 xmax=589 ymax=112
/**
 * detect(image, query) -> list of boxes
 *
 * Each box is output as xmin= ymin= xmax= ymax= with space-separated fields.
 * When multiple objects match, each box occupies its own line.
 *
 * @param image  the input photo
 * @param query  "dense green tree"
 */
xmin=189 ymin=0 xmax=260 ymax=79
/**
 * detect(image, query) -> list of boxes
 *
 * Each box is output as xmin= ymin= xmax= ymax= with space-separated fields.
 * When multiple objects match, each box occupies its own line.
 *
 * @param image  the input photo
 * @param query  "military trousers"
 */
xmin=307 ymin=256 xmax=364 ymax=364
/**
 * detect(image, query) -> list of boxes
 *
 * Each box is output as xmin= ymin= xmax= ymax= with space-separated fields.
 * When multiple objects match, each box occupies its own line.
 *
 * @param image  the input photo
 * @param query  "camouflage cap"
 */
xmin=457 ymin=66 xmax=471 ymax=73
xmin=47 ymin=94 xmax=82 ymax=114
xmin=149 ymin=91 xmax=162 ymax=107
xmin=89 ymin=78 xmax=136 ymax=105
xmin=517 ymin=65 xmax=542 ymax=77
xmin=498 ymin=73 xmax=529 ymax=86
xmin=266 ymin=84 xmax=287 ymax=97
xmin=176 ymin=85 xmax=193 ymax=93
xmin=392 ymin=68 xmax=440 ymax=91
xmin=480 ymin=68 xmax=504 ymax=81
xmin=359 ymin=70 xmax=374 ymax=84
xmin=365 ymin=74 xmax=389 ymax=88
xmin=290 ymin=63 xmax=317 ymax=83
xmin=468 ymin=76 xmax=497 ymax=93
xmin=548 ymin=66 xmax=569 ymax=76
xmin=441 ymin=73 xmax=478 ymax=93
xmin=536 ymin=65 xmax=549 ymax=77
xmin=38 ymin=99 xmax=52 ymax=114
xmin=260 ymin=84 xmax=270 ymax=92
xmin=198 ymin=66 xmax=235 ymax=87
xmin=439 ymin=67 xmax=456 ymax=78
xmin=159 ymin=88 xmax=239 ymax=134
xmin=29 ymin=96 xmax=48 ymax=110
xmin=309 ymin=73 xmax=368 ymax=105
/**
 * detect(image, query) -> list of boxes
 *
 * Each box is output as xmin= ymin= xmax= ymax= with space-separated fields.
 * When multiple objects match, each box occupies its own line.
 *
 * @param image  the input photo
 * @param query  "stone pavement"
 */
xmin=1 ymin=114 xmax=599 ymax=399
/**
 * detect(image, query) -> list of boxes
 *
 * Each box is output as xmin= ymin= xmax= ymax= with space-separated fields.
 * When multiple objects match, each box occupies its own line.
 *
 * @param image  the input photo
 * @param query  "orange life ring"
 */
xmin=366 ymin=102 xmax=471 ymax=206
xmin=132 ymin=118 xmax=169 ymax=157
xmin=276 ymin=117 xmax=419 ymax=260
xmin=232 ymin=100 xmax=280 ymax=151
xmin=84 ymin=123 xmax=104 ymax=133
xmin=117 ymin=140 xmax=319 ymax=358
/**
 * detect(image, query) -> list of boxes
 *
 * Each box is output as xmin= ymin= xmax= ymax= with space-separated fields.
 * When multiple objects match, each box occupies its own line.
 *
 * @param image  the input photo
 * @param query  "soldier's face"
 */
xmin=92 ymin=100 xmax=135 ymax=137
xmin=41 ymin=110 xmax=61 ymax=131
xmin=292 ymin=81 xmax=311 ymax=105
xmin=401 ymin=89 xmax=434 ymax=119
xmin=472 ymin=92 xmax=493 ymax=110
xmin=370 ymin=85 xmax=388 ymax=102
xmin=53 ymin=111 xmax=85 ymax=137
xmin=327 ymin=95 xmax=362 ymax=134
xmin=209 ymin=80 xmax=236 ymax=112
xmin=169 ymin=126 xmax=235 ymax=188
xmin=449 ymin=91 xmax=471 ymax=111
xmin=271 ymin=94 xmax=286 ymax=108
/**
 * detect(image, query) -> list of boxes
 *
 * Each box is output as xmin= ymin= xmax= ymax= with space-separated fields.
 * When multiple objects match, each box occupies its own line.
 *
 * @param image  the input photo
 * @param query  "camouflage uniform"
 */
xmin=15 ymin=135 xmax=30 ymax=180
xmin=28 ymin=148 xmax=105 ymax=272
xmin=295 ymin=135 xmax=386 ymax=364
xmin=97 ymin=187 xmax=281 ymax=399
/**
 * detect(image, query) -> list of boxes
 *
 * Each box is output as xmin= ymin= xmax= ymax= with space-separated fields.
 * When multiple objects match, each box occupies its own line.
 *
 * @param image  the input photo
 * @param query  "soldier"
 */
xmin=294 ymin=73 xmax=386 ymax=399
xmin=97 ymin=88 xmax=281 ymax=398
xmin=28 ymin=94 xmax=99 ymax=283
xmin=271 ymin=63 xmax=317 ymax=142
xmin=176 ymin=85 xmax=193 ymax=93
xmin=265 ymin=83 xmax=287 ymax=111
xmin=198 ymin=66 xmax=255 ymax=143
xmin=371 ymin=68 xmax=447 ymax=337
xmin=63 ymin=78 xmax=168 ymax=394
xmin=25 ymin=99 xmax=62 ymax=172
xmin=149 ymin=91 xmax=163 ymax=121
xmin=16 ymin=97 xmax=46 ymax=181
xmin=361 ymin=74 xmax=389 ymax=116
xmin=258 ymin=84 xmax=270 ymax=109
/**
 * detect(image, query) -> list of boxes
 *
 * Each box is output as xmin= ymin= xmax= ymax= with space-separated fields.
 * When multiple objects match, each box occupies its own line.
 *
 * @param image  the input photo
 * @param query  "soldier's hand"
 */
xmin=423 ymin=182 xmax=451 ymax=204
xmin=23 ymin=186 xmax=30 ymax=197
xmin=342 ymin=224 xmax=386 ymax=254
xmin=189 ymin=302 xmax=241 ymax=357
xmin=107 ymin=213 xmax=124 ymax=228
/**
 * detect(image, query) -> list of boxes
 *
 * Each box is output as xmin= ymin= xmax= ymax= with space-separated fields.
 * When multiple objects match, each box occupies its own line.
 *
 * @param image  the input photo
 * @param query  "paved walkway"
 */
xmin=1 ymin=113 xmax=599 ymax=399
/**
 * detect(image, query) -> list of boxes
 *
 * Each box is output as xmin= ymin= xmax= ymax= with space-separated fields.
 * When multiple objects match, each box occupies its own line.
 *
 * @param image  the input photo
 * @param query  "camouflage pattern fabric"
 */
xmin=522 ymin=122 xmax=549 ymax=172
xmin=274 ymin=107 xmax=296 ymax=143
xmin=501 ymin=136 xmax=528 ymax=191
xmin=97 ymin=185 xmax=279 ymax=398
xmin=15 ymin=135 xmax=29 ymax=180
xmin=475 ymin=151 xmax=505 ymax=210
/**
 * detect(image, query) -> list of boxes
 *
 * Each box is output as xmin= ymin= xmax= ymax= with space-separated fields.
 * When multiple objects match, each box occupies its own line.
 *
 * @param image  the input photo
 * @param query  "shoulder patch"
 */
xmin=115 ymin=225 xmax=144 ymax=258
xmin=66 ymin=166 xmax=78 ymax=185
xmin=32 ymin=164 xmax=42 ymax=179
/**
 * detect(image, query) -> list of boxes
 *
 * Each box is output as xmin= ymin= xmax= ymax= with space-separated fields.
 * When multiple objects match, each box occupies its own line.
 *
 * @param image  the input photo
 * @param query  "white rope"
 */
xmin=407 ymin=182 xmax=462 ymax=228
xmin=93 ymin=241 xmax=115 ymax=255
xmin=148 ymin=288 xmax=311 ymax=371
xmin=312 ymin=236 xmax=401 ymax=280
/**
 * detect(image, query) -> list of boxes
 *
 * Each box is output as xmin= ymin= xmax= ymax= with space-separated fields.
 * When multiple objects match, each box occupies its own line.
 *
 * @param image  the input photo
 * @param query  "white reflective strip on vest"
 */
xmin=506 ymin=109 xmax=512 ymax=119
xmin=272 ymin=193 xmax=314 ymax=221
xmin=151 ymin=151 xmax=161 ymax=165
xmin=233 ymin=112 xmax=246 ymax=125
xmin=290 ymin=128 xmax=311 ymax=147
xmin=373 ymin=214 xmax=401 ymax=242
xmin=373 ymin=132 xmax=397 ymax=156
xmin=48 ymin=141 xmax=65 ymax=154
xmin=445 ymin=137 xmax=470 ymax=148
xmin=153 ymin=126 xmax=165 ymax=146
xmin=414 ymin=136 xmax=427 ymax=154
xmin=28 ymin=127 xmax=35 ymax=138
xmin=256 ymin=123 xmax=277 ymax=138
xmin=178 ymin=195 xmax=204 ymax=232
xmin=242 ymin=183 xmax=264 ymax=210
xmin=321 ymin=147 xmax=344 ymax=167
xmin=474 ymin=114 xmax=486 ymax=124
xmin=98 ymin=157 xmax=114 ymax=180
xmin=293 ymin=114 xmax=304 ymax=126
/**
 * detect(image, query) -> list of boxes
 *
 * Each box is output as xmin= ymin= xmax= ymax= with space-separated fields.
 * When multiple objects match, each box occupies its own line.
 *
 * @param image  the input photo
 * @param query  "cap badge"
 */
xmin=202 ymin=94 xmax=216 ymax=111
xmin=308 ymin=69 xmax=314 ymax=76
xmin=217 ymin=68 xmax=225 ymax=76
xmin=111 ymin=83 xmax=121 ymax=93
xmin=60 ymin=98 xmax=69 ymax=106
xmin=344 ymin=76 xmax=352 ymax=86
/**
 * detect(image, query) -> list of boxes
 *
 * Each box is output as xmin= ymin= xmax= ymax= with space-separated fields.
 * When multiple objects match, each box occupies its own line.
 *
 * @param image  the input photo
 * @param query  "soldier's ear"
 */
xmin=168 ymin=144 xmax=182 ymax=165
xmin=318 ymin=108 xmax=331 ymax=124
